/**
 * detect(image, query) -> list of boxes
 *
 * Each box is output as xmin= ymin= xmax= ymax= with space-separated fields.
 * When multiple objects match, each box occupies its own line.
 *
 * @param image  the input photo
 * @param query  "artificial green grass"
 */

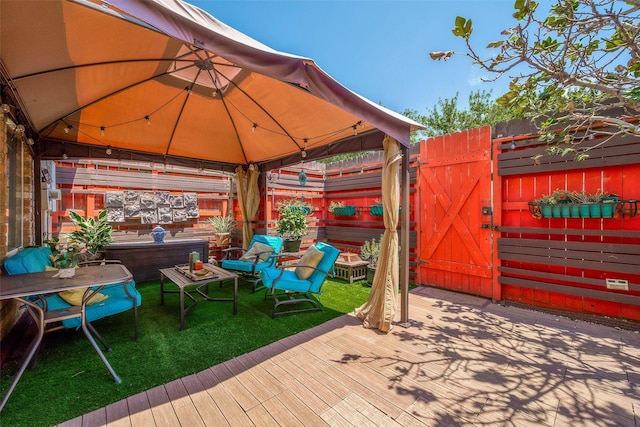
xmin=0 ymin=277 xmax=372 ymax=426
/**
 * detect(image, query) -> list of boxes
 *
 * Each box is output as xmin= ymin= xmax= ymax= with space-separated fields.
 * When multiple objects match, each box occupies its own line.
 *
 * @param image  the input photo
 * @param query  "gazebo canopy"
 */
xmin=0 ymin=0 xmax=422 ymax=171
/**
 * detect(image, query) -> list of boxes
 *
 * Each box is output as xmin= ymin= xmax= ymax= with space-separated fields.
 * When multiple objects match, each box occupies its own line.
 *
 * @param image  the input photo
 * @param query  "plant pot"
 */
xmin=601 ymin=202 xmax=616 ymax=218
xmin=589 ymin=203 xmax=602 ymax=218
xmin=215 ymin=232 xmax=231 ymax=247
xmin=552 ymin=205 xmax=562 ymax=218
xmin=370 ymin=205 xmax=383 ymax=216
xmin=579 ymin=203 xmax=591 ymax=218
xmin=366 ymin=265 xmax=376 ymax=286
xmin=541 ymin=204 xmax=553 ymax=218
xmin=559 ymin=201 xmax=571 ymax=218
xmin=283 ymin=239 xmax=301 ymax=253
xmin=570 ymin=204 xmax=580 ymax=218
xmin=332 ymin=206 xmax=356 ymax=216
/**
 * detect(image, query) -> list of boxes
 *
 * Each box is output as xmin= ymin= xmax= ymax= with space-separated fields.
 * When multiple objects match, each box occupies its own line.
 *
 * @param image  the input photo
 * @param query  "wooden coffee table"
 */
xmin=159 ymin=264 xmax=238 ymax=330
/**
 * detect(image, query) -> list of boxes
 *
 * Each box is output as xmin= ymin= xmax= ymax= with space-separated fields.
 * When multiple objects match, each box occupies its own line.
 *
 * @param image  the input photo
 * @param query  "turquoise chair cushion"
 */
xmin=3 ymin=246 xmax=53 ymax=274
xmin=262 ymin=269 xmax=312 ymax=293
xmin=221 ymin=235 xmax=283 ymax=273
xmin=43 ymin=281 xmax=141 ymax=329
xmin=221 ymin=259 xmax=273 ymax=273
xmin=262 ymin=242 xmax=340 ymax=294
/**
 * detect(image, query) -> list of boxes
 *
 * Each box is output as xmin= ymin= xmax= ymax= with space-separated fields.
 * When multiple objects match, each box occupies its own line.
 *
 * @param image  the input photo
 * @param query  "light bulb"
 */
xmin=353 ymin=125 xmax=358 ymax=136
xmin=106 ymin=146 xmax=112 ymax=155
xmin=64 ymin=125 xmax=72 ymax=134
xmin=15 ymin=124 xmax=25 ymax=135
xmin=511 ymin=140 xmax=516 ymax=150
xmin=252 ymin=123 xmax=257 ymax=133
xmin=1 ymin=104 xmax=10 ymax=113
xmin=301 ymin=150 xmax=307 ymax=159
xmin=100 ymin=126 xmax=105 ymax=136
xmin=62 ymin=153 xmax=68 ymax=160
xmin=27 ymin=138 xmax=34 ymax=146
xmin=145 ymin=115 xmax=151 ymax=125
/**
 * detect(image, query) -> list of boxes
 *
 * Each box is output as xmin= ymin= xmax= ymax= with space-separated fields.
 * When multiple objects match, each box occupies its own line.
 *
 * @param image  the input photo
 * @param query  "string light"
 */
xmin=26 ymin=138 xmax=34 ymax=146
xmin=62 ymin=152 xmax=68 ymax=160
xmin=1 ymin=104 xmax=10 ymax=113
xmin=15 ymin=124 xmax=25 ymax=135
xmin=100 ymin=126 xmax=105 ymax=136
xmin=145 ymin=115 xmax=151 ymax=125
xmin=106 ymin=146 xmax=112 ymax=155
xmin=252 ymin=123 xmax=257 ymax=133
xmin=511 ymin=138 xmax=516 ymax=150
xmin=64 ymin=125 xmax=72 ymax=134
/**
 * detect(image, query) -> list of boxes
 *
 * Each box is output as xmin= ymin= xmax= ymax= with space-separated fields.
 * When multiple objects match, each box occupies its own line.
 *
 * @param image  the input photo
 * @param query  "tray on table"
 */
xmin=174 ymin=263 xmax=219 ymax=281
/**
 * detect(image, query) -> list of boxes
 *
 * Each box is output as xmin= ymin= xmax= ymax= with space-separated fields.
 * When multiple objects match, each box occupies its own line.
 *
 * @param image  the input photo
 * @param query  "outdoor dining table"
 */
xmin=0 ymin=264 xmax=134 ymax=412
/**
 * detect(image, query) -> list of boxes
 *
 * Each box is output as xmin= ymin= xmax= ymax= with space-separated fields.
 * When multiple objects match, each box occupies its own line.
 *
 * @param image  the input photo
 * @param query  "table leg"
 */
xmin=81 ymin=293 xmax=121 ymax=383
xmin=160 ymin=272 xmax=165 ymax=305
xmin=0 ymin=299 xmax=44 ymax=412
xmin=233 ymin=277 xmax=238 ymax=315
xmin=180 ymin=286 xmax=185 ymax=331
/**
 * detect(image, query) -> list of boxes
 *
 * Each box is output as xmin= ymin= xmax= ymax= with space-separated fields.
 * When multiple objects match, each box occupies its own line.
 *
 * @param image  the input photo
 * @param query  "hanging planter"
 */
xmin=370 ymin=204 xmax=384 ymax=216
xmin=332 ymin=205 xmax=357 ymax=216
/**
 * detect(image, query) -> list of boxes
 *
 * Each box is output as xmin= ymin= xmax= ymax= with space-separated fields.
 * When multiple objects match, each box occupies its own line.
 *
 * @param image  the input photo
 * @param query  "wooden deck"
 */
xmin=58 ymin=286 xmax=640 ymax=426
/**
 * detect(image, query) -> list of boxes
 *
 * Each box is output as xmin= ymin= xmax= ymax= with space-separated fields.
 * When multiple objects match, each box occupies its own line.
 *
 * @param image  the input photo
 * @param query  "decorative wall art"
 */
xmin=104 ymin=190 xmax=199 ymax=224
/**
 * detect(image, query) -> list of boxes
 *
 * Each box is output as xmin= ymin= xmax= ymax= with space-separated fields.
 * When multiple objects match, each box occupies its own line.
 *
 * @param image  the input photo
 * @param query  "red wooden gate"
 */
xmin=416 ymin=127 xmax=496 ymax=298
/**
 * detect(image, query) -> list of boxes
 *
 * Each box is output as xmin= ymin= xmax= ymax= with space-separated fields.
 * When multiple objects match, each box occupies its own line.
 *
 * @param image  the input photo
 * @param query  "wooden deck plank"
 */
xmin=125 ymin=391 xmax=155 ymax=427
xmin=144 ymin=386 xmax=180 ymax=427
xmin=195 ymin=368 xmax=254 ymax=427
xmin=245 ymin=404 xmax=279 ymax=427
xmin=81 ymin=408 xmax=106 ymax=427
xmin=104 ymin=399 xmax=131 ymax=427
xmin=209 ymin=362 xmax=261 ymax=411
xmin=180 ymin=373 xmax=230 ymax=426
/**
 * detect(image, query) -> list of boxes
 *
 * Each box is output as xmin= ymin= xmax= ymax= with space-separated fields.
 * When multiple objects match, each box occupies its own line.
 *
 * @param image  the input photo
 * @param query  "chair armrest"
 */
xmin=221 ymin=247 xmax=247 ymax=260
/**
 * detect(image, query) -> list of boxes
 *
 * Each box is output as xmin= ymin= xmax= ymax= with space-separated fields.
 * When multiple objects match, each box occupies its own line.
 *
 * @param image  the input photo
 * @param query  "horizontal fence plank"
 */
xmin=498 ymin=238 xmax=640 ymax=275
xmin=56 ymin=167 xmax=231 ymax=193
xmin=498 ymin=275 xmax=640 ymax=306
xmin=499 ymin=266 xmax=640 ymax=291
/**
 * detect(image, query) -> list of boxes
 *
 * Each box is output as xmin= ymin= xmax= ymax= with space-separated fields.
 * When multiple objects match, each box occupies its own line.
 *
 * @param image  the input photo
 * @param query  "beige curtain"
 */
xmin=235 ymin=165 xmax=260 ymax=249
xmin=355 ymin=135 xmax=401 ymax=333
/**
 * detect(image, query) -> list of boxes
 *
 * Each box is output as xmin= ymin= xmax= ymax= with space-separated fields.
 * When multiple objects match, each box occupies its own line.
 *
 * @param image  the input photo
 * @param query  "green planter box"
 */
xmin=332 ymin=206 xmax=357 ymax=216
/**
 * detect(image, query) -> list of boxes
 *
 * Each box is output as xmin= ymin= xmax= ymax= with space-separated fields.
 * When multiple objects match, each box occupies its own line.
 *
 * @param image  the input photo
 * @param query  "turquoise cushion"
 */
xmin=221 ymin=259 xmax=271 ymax=274
xmin=262 ymin=268 xmax=312 ymax=293
xmin=43 ymin=281 xmax=141 ymax=329
xmin=3 ymin=246 xmax=53 ymax=275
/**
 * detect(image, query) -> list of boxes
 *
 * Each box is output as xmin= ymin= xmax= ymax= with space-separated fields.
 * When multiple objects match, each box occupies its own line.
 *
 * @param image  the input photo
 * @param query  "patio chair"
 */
xmin=220 ymin=235 xmax=284 ymax=292
xmin=261 ymin=242 xmax=340 ymax=317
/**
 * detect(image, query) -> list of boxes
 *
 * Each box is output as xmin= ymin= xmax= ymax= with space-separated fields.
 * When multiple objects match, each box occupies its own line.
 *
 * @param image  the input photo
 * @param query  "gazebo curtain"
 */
xmin=235 ymin=165 xmax=260 ymax=249
xmin=355 ymin=135 xmax=401 ymax=332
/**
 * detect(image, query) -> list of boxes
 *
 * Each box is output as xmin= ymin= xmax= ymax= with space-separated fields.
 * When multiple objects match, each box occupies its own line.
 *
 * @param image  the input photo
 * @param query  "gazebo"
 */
xmin=1 ymin=0 xmax=423 ymax=329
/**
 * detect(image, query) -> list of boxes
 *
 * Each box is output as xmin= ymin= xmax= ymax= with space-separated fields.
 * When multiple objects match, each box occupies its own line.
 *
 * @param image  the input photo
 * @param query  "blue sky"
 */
xmin=191 ymin=0 xmax=538 ymax=116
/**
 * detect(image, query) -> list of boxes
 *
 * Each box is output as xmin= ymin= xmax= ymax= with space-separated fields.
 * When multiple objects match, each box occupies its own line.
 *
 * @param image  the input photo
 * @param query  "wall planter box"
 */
xmin=331 ymin=206 xmax=357 ymax=216
xmin=370 ymin=205 xmax=383 ymax=216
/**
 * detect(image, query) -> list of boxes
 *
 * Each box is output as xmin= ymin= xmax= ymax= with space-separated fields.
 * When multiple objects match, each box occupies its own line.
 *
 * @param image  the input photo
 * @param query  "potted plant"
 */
xmin=360 ymin=236 xmax=381 ymax=286
xmin=65 ymin=210 xmax=113 ymax=261
xmin=329 ymin=200 xmax=356 ymax=216
xmin=275 ymin=199 xmax=310 ymax=252
xmin=533 ymin=194 xmax=557 ymax=218
xmin=207 ymin=215 xmax=236 ymax=246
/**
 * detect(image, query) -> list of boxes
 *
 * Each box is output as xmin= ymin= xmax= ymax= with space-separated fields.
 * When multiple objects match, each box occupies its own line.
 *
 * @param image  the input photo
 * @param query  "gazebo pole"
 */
xmin=399 ymin=144 xmax=410 ymax=326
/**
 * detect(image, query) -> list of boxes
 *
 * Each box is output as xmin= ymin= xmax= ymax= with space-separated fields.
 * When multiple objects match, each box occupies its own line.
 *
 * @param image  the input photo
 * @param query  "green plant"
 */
xmin=66 ymin=210 xmax=113 ymax=256
xmin=207 ymin=215 xmax=236 ymax=234
xmin=360 ymin=236 xmax=381 ymax=268
xmin=274 ymin=199 xmax=310 ymax=241
xmin=328 ymin=201 xmax=345 ymax=214
xmin=47 ymin=239 xmax=88 ymax=268
xmin=568 ymin=190 xmax=589 ymax=204
xmin=534 ymin=194 xmax=557 ymax=205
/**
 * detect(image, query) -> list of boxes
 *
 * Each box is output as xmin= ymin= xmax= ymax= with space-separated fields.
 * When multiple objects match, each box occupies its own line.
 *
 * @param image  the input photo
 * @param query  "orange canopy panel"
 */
xmin=1 ymin=0 xmax=422 ymax=170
